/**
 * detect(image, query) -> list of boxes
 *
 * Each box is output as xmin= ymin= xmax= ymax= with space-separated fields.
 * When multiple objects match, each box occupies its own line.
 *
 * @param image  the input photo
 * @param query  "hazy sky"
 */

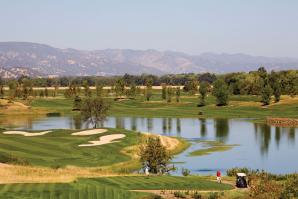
xmin=1 ymin=0 xmax=298 ymax=57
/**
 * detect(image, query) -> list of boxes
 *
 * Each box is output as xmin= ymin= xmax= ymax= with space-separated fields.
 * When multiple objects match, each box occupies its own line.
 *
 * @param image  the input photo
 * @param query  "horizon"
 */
xmin=1 ymin=41 xmax=298 ymax=59
xmin=1 ymin=0 xmax=298 ymax=58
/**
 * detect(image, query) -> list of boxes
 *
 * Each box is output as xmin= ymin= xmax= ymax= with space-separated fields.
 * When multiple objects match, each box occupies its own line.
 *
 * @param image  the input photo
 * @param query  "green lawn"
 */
xmin=29 ymin=94 xmax=298 ymax=120
xmin=0 ymin=128 xmax=140 ymax=167
xmin=79 ymin=176 xmax=233 ymax=190
xmin=0 ymin=176 xmax=233 ymax=199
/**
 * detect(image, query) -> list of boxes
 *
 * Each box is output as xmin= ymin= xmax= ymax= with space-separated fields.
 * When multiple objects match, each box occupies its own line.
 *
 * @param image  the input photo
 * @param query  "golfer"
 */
xmin=216 ymin=170 xmax=222 ymax=183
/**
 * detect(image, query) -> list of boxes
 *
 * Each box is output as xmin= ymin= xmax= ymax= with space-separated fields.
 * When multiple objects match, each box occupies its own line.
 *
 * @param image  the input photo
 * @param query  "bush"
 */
xmin=173 ymin=191 xmax=186 ymax=198
xmin=192 ymin=191 xmax=202 ymax=199
xmin=207 ymin=192 xmax=220 ymax=199
xmin=226 ymin=167 xmax=250 ymax=176
xmin=280 ymin=176 xmax=298 ymax=199
xmin=181 ymin=168 xmax=191 ymax=176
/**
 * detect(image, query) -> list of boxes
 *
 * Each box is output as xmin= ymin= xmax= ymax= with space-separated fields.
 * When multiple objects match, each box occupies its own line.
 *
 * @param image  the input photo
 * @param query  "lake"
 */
xmin=0 ymin=115 xmax=297 ymax=175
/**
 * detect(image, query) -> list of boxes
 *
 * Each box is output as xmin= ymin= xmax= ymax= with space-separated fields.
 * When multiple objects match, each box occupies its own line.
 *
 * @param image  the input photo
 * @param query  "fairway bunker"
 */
xmin=79 ymin=134 xmax=126 ymax=147
xmin=2 ymin=131 xmax=52 ymax=136
xmin=71 ymin=129 xmax=107 ymax=136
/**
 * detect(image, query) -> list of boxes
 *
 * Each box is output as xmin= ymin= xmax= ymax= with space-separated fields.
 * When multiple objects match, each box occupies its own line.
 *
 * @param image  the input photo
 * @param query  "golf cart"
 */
xmin=236 ymin=173 xmax=248 ymax=188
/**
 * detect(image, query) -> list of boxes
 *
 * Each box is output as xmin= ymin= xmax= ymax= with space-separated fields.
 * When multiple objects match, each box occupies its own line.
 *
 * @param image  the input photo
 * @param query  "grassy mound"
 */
xmin=0 ymin=128 xmax=140 ymax=167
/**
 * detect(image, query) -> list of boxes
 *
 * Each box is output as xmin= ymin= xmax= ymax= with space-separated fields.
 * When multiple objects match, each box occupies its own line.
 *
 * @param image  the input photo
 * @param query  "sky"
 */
xmin=1 ymin=0 xmax=298 ymax=57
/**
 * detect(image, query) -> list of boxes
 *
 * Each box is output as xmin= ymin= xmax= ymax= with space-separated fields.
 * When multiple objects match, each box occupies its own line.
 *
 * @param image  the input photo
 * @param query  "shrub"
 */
xmin=280 ymin=176 xmax=298 ymax=199
xmin=207 ymin=192 xmax=220 ymax=199
xmin=173 ymin=191 xmax=186 ymax=198
xmin=192 ymin=191 xmax=202 ymax=199
xmin=226 ymin=167 xmax=250 ymax=177
xmin=181 ymin=168 xmax=191 ymax=176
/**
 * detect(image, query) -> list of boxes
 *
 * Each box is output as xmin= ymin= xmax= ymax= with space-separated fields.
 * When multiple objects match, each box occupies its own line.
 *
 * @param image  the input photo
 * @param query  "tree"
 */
xmin=198 ymin=82 xmax=208 ymax=106
xmin=53 ymin=85 xmax=59 ymax=97
xmin=166 ymin=87 xmax=173 ymax=103
xmin=0 ymin=85 xmax=4 ymax=99
xmin=128 ymin=83 xmax=137 ymax=99
xmin=139 ymin=136 xmax=172 ymax=174
xmin=261 ymin=83 xmax=273 ymax=105
xmin=96 ymin=83 xmax=103 ymax=97
xmin=212 ymin=79 xmax=229 ymax=106
xmin=80 ymin=97 xmax=110 ymax=128
xmin=115 ymin=78 xmax=125 ymax=97
xmin=82 ymin=80 xmax=91 ymax=97
xmin=73 ymin=95 xmax=82 ymax=111
xmin=270 ymin=72 xmax=281 ymax=102
xmin=183 ymin=80 xmax=198 ymax=95
xmin=8 ymin=81 xmax=17 ymax=101
xmin=161 ymin=83 xmax=167 ymax=100
xmin=175 ymin=87 xmax=181 ymax=102
xmin=44 ymin=88 xmax=49 ymax=98
xmin=39 ymin=90 xmax=45 ymax=98
xmin=145 ymin=77 xmax=153 ymax=101
xmin=0 ymin=78 xmax=4 ymax=99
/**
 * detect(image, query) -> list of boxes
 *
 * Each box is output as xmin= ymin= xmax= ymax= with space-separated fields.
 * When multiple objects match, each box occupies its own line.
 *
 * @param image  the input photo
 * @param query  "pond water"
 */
xmin=0 ymin=115 xmax=297 ymax=175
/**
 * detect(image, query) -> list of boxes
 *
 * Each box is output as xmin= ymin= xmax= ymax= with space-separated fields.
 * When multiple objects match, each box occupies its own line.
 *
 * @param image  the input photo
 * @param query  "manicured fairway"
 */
xmin=0 ymin=128 xmax=140 ymax=167
xmin=80 ymin=176 xmax=233 ymax=190
xmin=0 ymin=176 xmax=233 ymax=199
xmin=0 ymin=182 xmax=149 ymax=199
xmin=28 ymin=95 xmax=298 ymax=119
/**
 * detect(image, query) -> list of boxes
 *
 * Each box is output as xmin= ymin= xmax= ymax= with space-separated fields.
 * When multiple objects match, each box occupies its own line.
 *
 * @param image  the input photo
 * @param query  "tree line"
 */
xmin=0 ymin=68 xmax=297 ymax=106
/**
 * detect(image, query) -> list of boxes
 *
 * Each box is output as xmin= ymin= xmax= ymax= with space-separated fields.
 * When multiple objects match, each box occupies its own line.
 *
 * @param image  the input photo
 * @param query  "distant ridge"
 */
xmin=0 ymin=42 xmax=297 ymax=78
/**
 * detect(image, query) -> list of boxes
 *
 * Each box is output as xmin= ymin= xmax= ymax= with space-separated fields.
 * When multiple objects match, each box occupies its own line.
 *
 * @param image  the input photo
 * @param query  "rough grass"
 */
xmin=0 ymin=176 xmax=233 ymax=199
xmin=189 ymin=141 xmax=238 ymax=156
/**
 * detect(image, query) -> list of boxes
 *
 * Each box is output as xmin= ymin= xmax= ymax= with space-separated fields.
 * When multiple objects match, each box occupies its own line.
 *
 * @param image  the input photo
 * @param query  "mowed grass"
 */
xmin=0 ymin=182 xmax=149 ymax=199
xmin=79 ymin=176 xmax=233 ymax=190
xmin=29 ymin=93 xmax=298 ymax=119
xmin=0 ymin=176 xmax=233 ymax=199
xmin=0 ymin=128 xmax=140 ymax=167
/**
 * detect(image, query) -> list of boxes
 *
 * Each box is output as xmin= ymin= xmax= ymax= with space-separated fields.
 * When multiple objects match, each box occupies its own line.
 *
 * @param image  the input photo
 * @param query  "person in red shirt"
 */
xmin=216 ymin=170 xmax=222 ymax=183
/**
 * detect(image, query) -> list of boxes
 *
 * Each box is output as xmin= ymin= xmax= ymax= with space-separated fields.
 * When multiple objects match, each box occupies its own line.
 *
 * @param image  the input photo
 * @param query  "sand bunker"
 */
xmin=2 ymin=131 xmax=52 ymax=137
xmin=71 ymin=129 xmax=107 ymax=136
xmin=79 ymin=134 xmax=126 ymax=147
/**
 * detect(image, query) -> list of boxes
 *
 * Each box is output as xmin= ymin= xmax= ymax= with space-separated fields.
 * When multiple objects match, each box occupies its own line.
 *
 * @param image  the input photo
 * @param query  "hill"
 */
xmin=0 ymin=42 xmax=297 ymax=77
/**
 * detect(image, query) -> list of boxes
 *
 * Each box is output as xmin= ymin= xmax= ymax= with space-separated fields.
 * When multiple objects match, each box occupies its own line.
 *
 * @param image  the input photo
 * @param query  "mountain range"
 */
xmin=0 ymin=42 xmax=297 ymax=78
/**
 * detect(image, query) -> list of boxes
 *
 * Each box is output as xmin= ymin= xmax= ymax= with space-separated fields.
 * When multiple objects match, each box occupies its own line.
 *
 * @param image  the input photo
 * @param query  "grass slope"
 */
xmin=0 ymin=128 xmax=140 ymax=167
xmin=0 ymin=176 xmax=233 ymax=199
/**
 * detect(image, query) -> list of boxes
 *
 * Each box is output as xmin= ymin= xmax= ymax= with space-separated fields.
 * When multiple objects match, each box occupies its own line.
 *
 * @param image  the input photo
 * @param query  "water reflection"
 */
xmin=147 ymin=118 xmax=153 ymax=132
xmin=199 ymin=118 xmax=207 ymax=138
xmin=275 ymin=127 xmax=281 ymax=148
xmin=176 ymin=118 xmax=181 ymax=136
xmin=214 ymin=119 xmax=229 ymax=142
xmin=0 ymin=115 xmax=297 ymax=175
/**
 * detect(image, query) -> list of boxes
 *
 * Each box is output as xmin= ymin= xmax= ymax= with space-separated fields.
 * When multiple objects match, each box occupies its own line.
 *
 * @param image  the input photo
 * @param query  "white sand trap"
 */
xmin=2 ymin=131 xmax=52 ymax=136
xmin=71 ymin=129 xmax=107 ymax=136
xmin=79 ymin=134 xmax=126 ymax=147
